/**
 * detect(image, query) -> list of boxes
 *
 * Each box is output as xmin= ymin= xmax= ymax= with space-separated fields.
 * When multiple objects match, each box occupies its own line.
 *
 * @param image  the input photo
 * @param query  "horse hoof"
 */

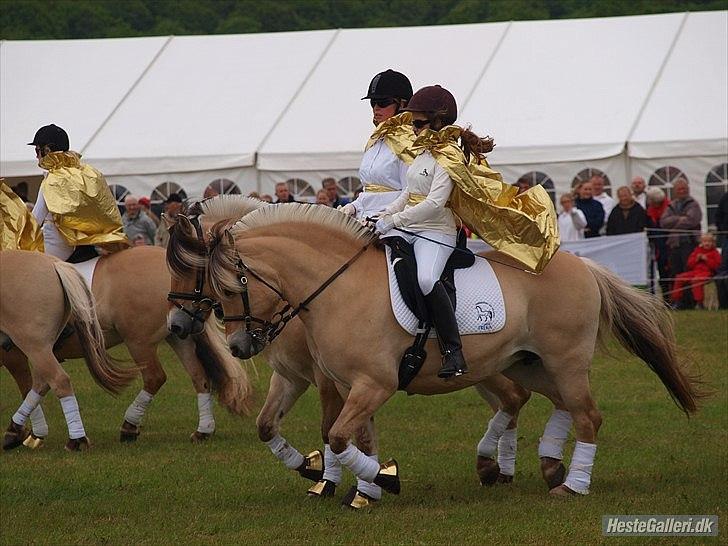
xmin=65 ymin=437 xmax=91 ymax=452
xmin=341 ymin=486 xmax=377 ymax=510
xmin=296 ymin=450 xmax=324 ymax=482
xmin=119 ymin=420 xmax=140 ymax=443
xmin=373 ymin=459 xmax=400 ymax=495
xmin=549 ymin=484 xmax=579 ymax=498
xmin=23 ymin=433 xmax=45 ymax=449
xmin=307 ymin=479 xmax=336 ymax=498
xmin=540 ymin=457 xmax=566 ymax=490
xmin=2 ymin=421 xmax=29 ymax=451
xmin=190 ymin=431 xmax=213 ymax=443
xmin=496 ymin=473 xmax=513 ymax=484
xmin=476 ymin=456 xmax=500 ymax=486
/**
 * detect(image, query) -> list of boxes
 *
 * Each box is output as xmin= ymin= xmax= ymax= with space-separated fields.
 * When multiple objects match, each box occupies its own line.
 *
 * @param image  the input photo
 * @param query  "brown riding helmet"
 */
xmin=404 ymin=85 xmax=457 ymax=126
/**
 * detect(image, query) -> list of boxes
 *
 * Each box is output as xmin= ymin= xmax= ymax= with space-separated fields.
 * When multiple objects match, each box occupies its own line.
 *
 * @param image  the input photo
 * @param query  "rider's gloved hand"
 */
xmin=339 ymin=203 xmax=356 ymax=216
xmin=374 ymin=215 xmax=395 ymax=236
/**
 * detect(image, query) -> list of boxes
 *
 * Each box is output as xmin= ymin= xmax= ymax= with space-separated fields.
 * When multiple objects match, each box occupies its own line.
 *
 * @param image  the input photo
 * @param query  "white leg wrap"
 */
xmin=30 ymin=405 xmax=49 ymax=438
xmin=59 ymin=395 xmax=86 ymax=439
xmin=265 ymin=434 xmax=305 ymax=470
xmin=336 ymin=443 xmax=380 ymax=483
xmin=356 ymin=454 xmax=382 ymax=500
xmin=477 ymin=410 xmax=513 ymax=458
xmin=12 ymin=390 xmax=43 ymax=427
xmin=563 ymin=441 xmax=597 ymax=495
xmin=123 ymin=390 xmax=154 ymax=427
xmin=538 ymin=409 xmax=572 ymax=460
xmin=497 ymin=428 xmax=518 ymax=476
xmin=196 ymin=393 xmax=215 ymax=434
xmin=322 ymin=444 xmax=342 ymax=484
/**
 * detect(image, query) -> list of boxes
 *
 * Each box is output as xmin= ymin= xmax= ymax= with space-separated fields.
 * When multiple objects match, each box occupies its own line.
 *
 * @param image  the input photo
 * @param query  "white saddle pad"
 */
xmin=70 ymin=256 xmax=100 ymax=290
xmin=385 ymin=247 xmax=506 ymax=337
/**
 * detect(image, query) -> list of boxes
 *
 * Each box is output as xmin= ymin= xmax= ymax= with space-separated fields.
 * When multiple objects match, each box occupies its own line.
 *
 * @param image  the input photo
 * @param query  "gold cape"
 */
xmin=411 ymin=126 xmax=560 ymax=273
xmin=38 ymin=152 xmax=129 ymax=251
xmin=365 ymin=112 xmax=417 ymax=166
xmin=0 ymin=182 xmax=44 ymax=251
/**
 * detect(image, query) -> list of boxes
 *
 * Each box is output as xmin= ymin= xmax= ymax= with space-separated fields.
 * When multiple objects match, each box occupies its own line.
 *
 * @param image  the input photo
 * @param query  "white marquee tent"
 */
xmin=1 ymin=11 xmax=726 ymax=225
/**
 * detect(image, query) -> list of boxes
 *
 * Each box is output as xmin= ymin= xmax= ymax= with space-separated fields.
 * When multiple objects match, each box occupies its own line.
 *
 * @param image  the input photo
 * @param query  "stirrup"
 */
xmin=437 ymin=352 xmax=468 ymax=379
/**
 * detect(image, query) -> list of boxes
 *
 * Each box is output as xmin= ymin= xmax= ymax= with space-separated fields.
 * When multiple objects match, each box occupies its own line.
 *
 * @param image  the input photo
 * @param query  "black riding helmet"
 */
xmin=28 ymin=124 xmax=70 ymax=152
xmin=361 ymin=69 xmax=413 ymax=101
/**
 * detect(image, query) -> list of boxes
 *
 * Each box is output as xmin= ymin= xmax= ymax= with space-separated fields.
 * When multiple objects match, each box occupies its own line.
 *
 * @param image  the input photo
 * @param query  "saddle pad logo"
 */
xmin=475 ymin=301 xmax=495 ymax=331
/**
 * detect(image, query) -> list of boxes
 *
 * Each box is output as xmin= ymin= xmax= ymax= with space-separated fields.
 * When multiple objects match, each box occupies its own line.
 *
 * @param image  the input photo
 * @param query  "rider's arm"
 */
xmin=382 ymin=189 xmax=408 ymax=216
xmin=31 ymin=186 xmax=48 ymax=226
xmin=391 ymin=164 xmax=452 ymax=228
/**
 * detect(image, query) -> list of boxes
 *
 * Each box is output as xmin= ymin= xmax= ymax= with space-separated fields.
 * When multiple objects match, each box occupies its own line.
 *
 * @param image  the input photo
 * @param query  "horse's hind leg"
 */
xmin=119 ymin=342 xmax=165 ymax=442
xmin=1 ymin=352 xmax=49 ymax=448
xmin=474 ymin=375 xmax=531 ymax=486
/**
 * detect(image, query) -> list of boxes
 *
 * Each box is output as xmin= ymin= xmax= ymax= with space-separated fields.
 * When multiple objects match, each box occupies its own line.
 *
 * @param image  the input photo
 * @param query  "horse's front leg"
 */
xmin=1 ymin=351 xmax=48 ymax=449
xmin=119 ymin=342 xmax=166 ymax=443
xmin=307 ymin=370 xmax=344 ymax=498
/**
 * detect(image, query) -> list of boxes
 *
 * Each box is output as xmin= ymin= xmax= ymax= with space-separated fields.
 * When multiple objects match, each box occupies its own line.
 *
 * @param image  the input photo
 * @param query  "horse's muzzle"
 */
xmin=228 ymin=330 xmax=264 ymax=360
xmin=168 ymin=309 xmax=204 ymax=339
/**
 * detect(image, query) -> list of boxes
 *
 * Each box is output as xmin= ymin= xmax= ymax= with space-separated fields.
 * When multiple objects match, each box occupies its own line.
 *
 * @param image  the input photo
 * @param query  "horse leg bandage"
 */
xmin=12 ymin=390 xmax=43 ymax=427
xmin=336 ymin=444 xmax=380 ymax=483
xmin=322 ymin=444 xmax=342 ymax=484
xmin=123 ymin=390 xmax=154 ymax=427
xmin=563 ymin=441 xmax=597 ymax=494
xmin=196 ymin=393 xmax=215 ymax=434
xmin=497 ymin=428 xmax=518 ymax=476
xmin=477 ymin=410 xmax=513 ymax=458
xmin=356 ymin=454 xmax=382 ymax=499
xmin=266 ymin=434 xmax=305 ymax=470
xmin=538 ymin=409 xmax=572 ymax=460
xmin=59 ymin=395 xmax=86 ymax=439
xmin=29 ymin=405 xmax=49 ymax=438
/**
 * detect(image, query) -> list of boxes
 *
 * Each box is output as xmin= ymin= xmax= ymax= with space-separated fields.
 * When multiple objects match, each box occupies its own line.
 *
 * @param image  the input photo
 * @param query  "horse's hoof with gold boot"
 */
xmin=307 ymin=479 xmax=336 ymax=498
xmin=190 ymin=431 xmax=213 ymax=443
xmin=476 ymin=456 xmax=501 ymax=486
xmin=2 ymin=420 xmax=30 ymax=451
xmin=373 ymin=459 xmax=400 ymax=494
xmin=341 ymin=486 xmax=377 ymax=510
xmin=65 ymin=436 xmax=91 ymax=452
xmin=540 ymin=456 xmax=566 ymax=490
xmin=296 ymin=450 xmax=324 ymax=482
xmin=119 ymin=420 xmax=140 ymax=443
xmin=23 ymin=433 xmax=45 ymax=449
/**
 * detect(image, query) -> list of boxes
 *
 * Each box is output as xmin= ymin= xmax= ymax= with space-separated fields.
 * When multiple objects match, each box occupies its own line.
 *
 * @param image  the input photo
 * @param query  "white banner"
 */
xmin=467 ymin=231 xmax=649 ymax=285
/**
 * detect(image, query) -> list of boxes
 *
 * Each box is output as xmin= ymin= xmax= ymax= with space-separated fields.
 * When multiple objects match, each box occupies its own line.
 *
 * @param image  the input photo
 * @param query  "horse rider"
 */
xmin=340 ymin=69 xmax=415 ymax=220
xmin=29 ymin=124 xmax=128 ymax=262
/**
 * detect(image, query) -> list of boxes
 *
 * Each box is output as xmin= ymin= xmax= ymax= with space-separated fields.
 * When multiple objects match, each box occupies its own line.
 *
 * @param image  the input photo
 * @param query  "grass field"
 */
xmin=1 ymin=311 xmax=726 ymax=545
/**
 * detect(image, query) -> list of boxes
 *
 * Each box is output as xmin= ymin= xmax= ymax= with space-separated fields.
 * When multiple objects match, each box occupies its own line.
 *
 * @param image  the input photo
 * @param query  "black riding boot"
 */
xmin=424 ymin=281 xmax=468 ymax=379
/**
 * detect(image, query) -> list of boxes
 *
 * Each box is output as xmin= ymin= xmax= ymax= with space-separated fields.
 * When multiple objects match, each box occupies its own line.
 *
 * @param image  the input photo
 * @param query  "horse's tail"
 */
xmin=583 ymin=258 xmax=703 ymax=415
xmin=52 ymin=261 xmax=137 ymax=395
xmin=192 ymin=318 xmax=254 ymax=416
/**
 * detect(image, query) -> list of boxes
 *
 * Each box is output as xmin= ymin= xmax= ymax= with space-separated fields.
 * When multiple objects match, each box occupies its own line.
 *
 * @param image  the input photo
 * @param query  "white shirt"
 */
xmin=352 ymin=139 xmax=408 ymax=219
xmin=32 ymin=185 xmax=74 ymax=260
xmin=558 ymin=208 xmax=588 ymax=241
xmin=384 ymin=151 xmax=457 ymax=235
xmin=594 ymin=192 xmax=615 ymax=221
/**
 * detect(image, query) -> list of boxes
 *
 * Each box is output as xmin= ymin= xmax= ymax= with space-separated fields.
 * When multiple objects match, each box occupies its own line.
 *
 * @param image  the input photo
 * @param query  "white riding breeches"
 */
xmin=384 ymin=230 xmax=456 ymax=295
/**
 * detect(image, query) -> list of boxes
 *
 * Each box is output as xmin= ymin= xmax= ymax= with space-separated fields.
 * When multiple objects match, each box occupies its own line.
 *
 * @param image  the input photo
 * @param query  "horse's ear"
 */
xmin=161 ymin=213 xmax=177 ymax=230
xmin=175 ymin=214 xmax=193 ymax=233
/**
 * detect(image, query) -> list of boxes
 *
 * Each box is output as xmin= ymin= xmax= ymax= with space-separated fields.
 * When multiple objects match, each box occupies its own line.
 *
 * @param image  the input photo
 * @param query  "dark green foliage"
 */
xmin=1 ymin=0 xmax=725 ymax=40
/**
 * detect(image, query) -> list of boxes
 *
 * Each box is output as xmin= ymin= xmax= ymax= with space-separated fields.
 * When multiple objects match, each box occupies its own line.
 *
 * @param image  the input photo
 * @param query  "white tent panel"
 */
xmin=629 ymin=11 xmax=728 ymax=158
xmin=464 ymin=13 xmax=685 ymax=164
xmin=257 ymin=22 xmax=510 ymax=171
xmin=84 ymin=30 xmax=337 ymax=175
xmin=0 ymin=37 xmax=168 ymax=177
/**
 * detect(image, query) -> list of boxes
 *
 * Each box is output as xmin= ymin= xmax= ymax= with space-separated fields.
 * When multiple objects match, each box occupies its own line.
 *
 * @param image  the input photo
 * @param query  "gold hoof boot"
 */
xmin=341 ymin=486 xmax=378 ymax=510
xmin=119 ymin=420 xmax=140 ymax=443
xmin=307 ymin=479 xmax=336 ymax=498
xmin=23 ymin=433 xmax=45 ymax=449
xmin=296 ymin=450 xmax=324 ymax=482
xmin=373 ymin=459 xmax=400 ymax=495
xmin=65 ymin=436 xmax=91 ymax=452
xmin=2 ymin=421 xmax=29 ymax=451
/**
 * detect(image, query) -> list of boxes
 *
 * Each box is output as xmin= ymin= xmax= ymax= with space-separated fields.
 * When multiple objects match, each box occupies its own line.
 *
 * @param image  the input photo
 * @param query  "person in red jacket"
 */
xmin=671 ymin=233 xmax=722 ymax=309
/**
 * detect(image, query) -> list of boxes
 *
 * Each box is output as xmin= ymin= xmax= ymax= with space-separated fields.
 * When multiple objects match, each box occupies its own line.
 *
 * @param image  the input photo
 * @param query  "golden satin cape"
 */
xmin=0 ymin=182 xmax=44 ymax=251
xmin=38 ymin=152 xmax=129 ymax=251
xmin=411 ymin=126 xmax=560 ymax=273
xmin=365 ymin=112 xmax=417 ymax=166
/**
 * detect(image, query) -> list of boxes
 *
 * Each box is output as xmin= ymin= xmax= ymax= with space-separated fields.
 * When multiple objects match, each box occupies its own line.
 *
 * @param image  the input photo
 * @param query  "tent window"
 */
xmin=206 ymin=178 xmax=241 ymax=198
xmin=517 ymin=171 xmax=556 ymax=205
xmin=108 ymin=184 xmax=130 ymax=206
xmin=152 ymin=181 xmax=187 ymax=204
xmin=572 ymin=168 xmax=612 ymax=195
xmin=337 ymin=176 xmax=362 ymax=198
xmin=648 ymin=166 xmax=688 ymax=200
xmin=705 ymin=163 xmax=728 ymax=228
xmin=286 ymin=178 xmax=315 ymax=201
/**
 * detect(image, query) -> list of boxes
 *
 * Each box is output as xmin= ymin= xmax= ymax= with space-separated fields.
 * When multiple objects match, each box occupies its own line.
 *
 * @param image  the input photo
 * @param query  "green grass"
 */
xmin=1 ymin=312 xmax=726 ymax=545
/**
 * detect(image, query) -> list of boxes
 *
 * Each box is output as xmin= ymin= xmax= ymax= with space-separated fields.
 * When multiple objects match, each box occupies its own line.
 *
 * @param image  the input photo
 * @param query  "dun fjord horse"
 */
xmin=207 ymin=203 xmax=701 ymax=499
xmin=166 ymin=196 xmax=544 ymax=507
xmin=0 ymin=250 xmax=136 ymax=450
xmin=1 ymin=245 xmax=252 ymax=449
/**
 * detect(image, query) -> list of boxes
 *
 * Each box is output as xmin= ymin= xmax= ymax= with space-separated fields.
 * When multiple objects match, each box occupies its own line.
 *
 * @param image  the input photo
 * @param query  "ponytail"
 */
xmin=459 ymin=126 xmax=494 ymax=163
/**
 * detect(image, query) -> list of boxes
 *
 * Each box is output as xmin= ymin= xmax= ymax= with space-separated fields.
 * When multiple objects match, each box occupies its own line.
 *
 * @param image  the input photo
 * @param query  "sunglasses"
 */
xmin=412 ymin=119 xmax=431 ymax=129
xmin=370 ymin=97 xmax=396 ymax=108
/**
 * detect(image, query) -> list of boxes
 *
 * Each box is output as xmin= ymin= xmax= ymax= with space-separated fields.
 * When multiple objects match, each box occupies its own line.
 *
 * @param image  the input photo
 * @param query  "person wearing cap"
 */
xmin=121 ymin=195 xmax=157 ymax=246
xmin=29 ymin=124 xmax=128 ymax=262
xmin=138 ymin=196 xmax=161 ymax=227
xmin=375 ymin=85 xmax=559 ymax=379
xmin=339 ymin=69 xmax=415 ymax=220
xmin=155 ymin=193 xmax=184 ymax=248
